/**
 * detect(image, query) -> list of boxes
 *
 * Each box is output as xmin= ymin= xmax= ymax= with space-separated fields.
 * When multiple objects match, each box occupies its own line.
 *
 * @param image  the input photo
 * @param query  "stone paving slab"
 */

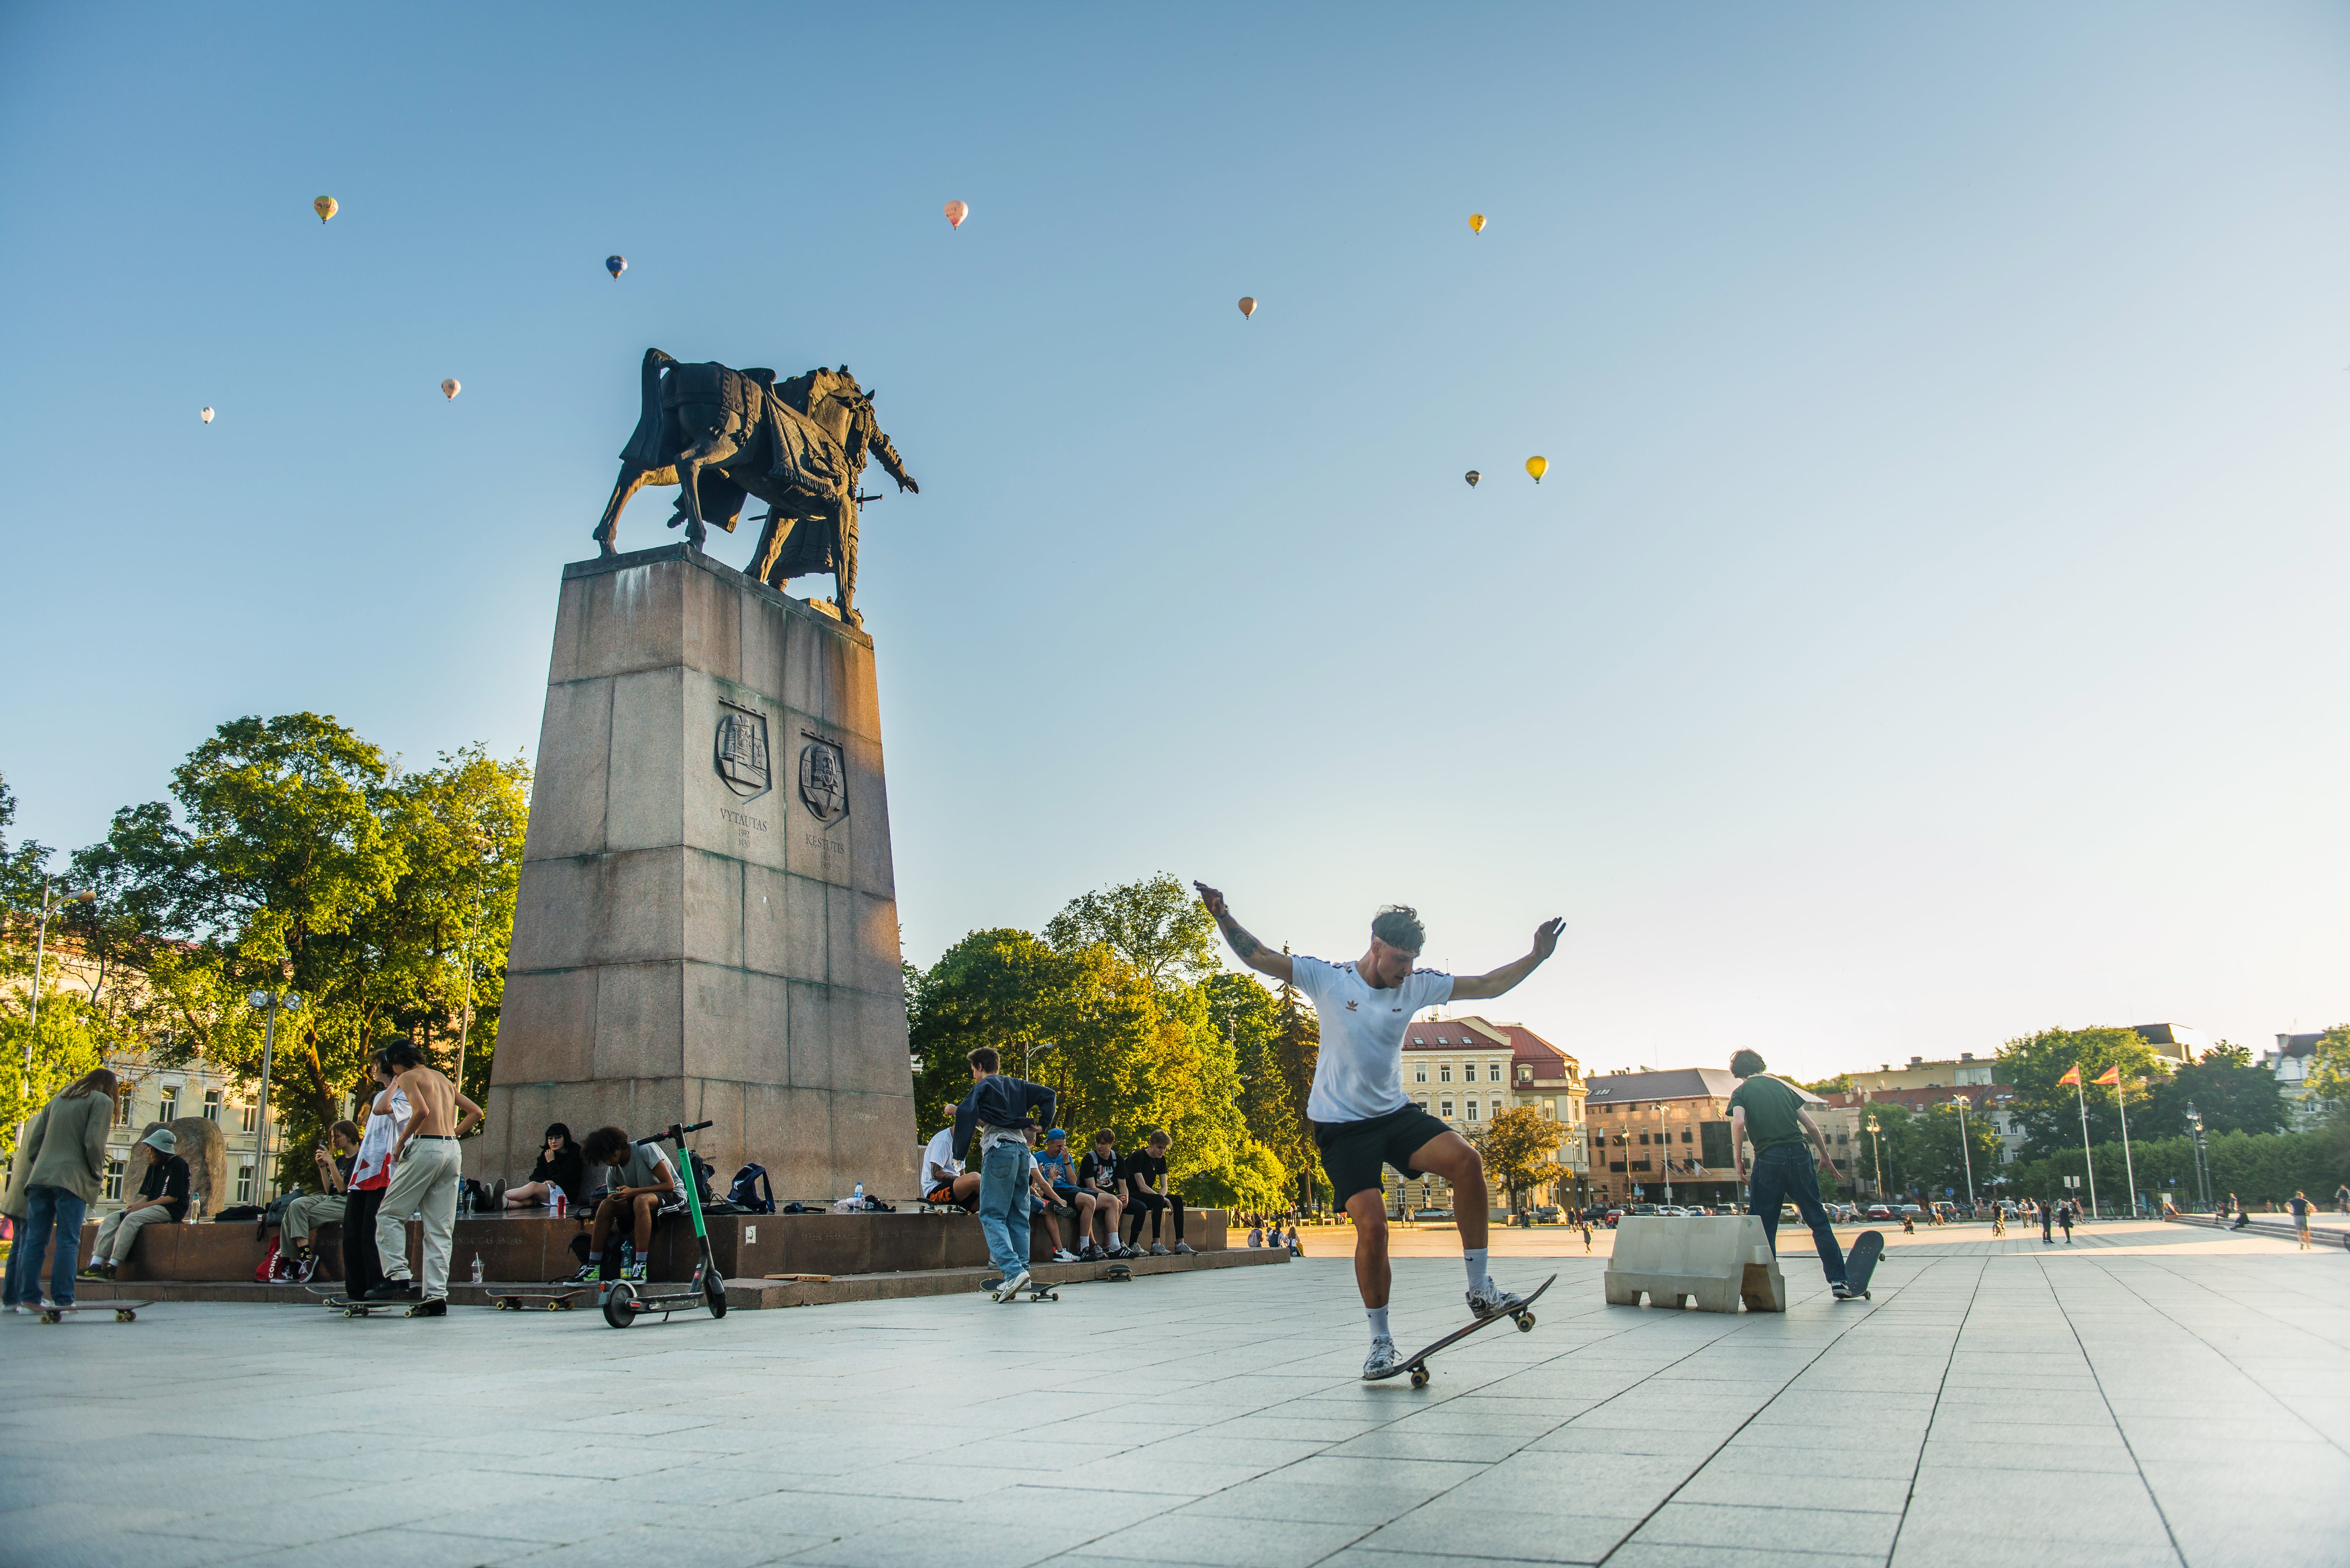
xmin=2 ymin=1221 xmax=2344 ymax=1566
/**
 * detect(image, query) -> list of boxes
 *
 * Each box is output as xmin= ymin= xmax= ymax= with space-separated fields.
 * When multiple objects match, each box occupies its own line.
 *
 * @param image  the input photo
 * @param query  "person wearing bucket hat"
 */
xmin=81 ymin=1127 xmax=191 ymax=1283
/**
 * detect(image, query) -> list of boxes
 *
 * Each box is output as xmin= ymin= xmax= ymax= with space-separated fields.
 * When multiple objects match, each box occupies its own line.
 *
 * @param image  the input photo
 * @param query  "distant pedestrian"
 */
xmin=1992 ymin=1207 xmax=2006 ymax=1238
xmin=2334 ymin=1184 xmax=2347 ymax=1216
xmin=3 ymin=1068 xmax=117 ymax=1312
xmin=1580 ymin=1217 xmax=1593 ymax=1254
xmin=2040 ymin=1203 xmax=2054 ymax=1244
xmin=2058 ymin=1202 xmax=2073 ymax=1243
xmin=2228 ymin=1193 xmax=2250 ymax=1231
xmin=2289 ymin=1191 xmax=2311 ymax=1250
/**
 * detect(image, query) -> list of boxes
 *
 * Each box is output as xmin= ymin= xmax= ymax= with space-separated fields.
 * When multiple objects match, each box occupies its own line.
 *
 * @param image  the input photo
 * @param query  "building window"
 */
xmin=1637 ymin=1132 xmax=1649 ymax=1145
xmin=115 ymin=1090 xmax=133 ymax=1127
xmin=1519 ymin=1066 xmax=1533 ymax=1084
xmin=1680 ymin=1130 xmax=1692 ymax=1143
xmin=202 ymin=1090 xmax=222 ymax=1122
xmin=1412 ymin=1036 xmax=1424 ymax=1045
xmin=103 ymin=1158 xmax=125 ymax=1203
xmin=236 ymin=1165 xmax=255 ymax=1203
xmin=1440 ymin=1100 xmax=1455 ymax=1119
xmin=240 ymin=1104 xmax=258 ymax=1134
xmin=1540 ymin=1103 xmax=1554 ymax=1119
xmin=157 ymin=1085 xmax=178 ymax=1121
xmin=1414 ymin=1063 xmax=1428 ymax=1083
xmin=1466 ymin=1101 xmax=1479 ymax=1122
xmin=1488 ymin=1064 xmax=1502 ymax=1083
xmin=1439 ymin=1065 xmax=1452 ymax=1083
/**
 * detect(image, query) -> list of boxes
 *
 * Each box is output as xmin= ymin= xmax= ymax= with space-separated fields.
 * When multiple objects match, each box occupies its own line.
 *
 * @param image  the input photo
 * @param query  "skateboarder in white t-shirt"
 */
xmin=1195 ymin=884 xmax=1563 ymax=1378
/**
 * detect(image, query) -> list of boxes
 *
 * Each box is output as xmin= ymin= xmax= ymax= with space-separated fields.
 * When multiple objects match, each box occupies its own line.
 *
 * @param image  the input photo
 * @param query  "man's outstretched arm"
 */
xmin=1193 ymin=882 xmax=1293 ymax=982
xmin=1449 ymin=918 xmax=1566 ymax=1000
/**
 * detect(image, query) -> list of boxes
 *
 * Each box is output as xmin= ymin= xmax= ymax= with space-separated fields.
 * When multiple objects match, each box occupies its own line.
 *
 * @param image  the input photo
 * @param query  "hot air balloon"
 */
xmin=1464 ymin=470 xmax=1479 ymax=487
xmin=314 ymin=196 xmax=337 ymax=224
xmin=943 ymin=200 xmax=969 ymax=230
xmin=1525 ymin=456 xmax=1548 ymax=483
xmin=606 ymin=255 xmax=627 ymax=279
xmin=441 ymin=378 xmax=461 ymax=400
xmin=1469 ymin=213 xmax=1486 ymax=235
xmin=200 ymin=407 xmax=214 ymax=424
xmin=1238 ymin=296 xmax=1257 ymax=319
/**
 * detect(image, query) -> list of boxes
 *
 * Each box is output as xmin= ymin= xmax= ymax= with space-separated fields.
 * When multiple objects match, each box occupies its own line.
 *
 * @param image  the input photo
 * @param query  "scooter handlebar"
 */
xmin=635 ymin=1120 xmax=716 ymax=1146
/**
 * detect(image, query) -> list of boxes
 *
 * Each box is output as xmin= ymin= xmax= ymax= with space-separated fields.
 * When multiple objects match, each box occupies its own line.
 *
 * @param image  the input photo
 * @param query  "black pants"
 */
xmin=341 ymin=1186 xmax=386 ymax=1299
xmin=1125 ymin=1191 xmax=1184 ymax=1244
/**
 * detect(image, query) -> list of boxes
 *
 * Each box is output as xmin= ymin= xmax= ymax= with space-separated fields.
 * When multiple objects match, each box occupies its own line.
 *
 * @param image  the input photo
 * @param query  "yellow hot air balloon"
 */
xmin=314 ymin=195 xmax=337 ymax=224
xmin=1238 ymin=296 xmax=1257 ymax=318
xmin=200 ymin=406 xmax=214 ymax=424
xmin=943 ymin=199 xmax=969 ymax=230
xmin=1469 ymin=213 xmax=1486 ymax=235
xmin=441 ymin=378 xmax=461 ymax=400
xmin=1525 ymin=455 xmax=1548 ymax=483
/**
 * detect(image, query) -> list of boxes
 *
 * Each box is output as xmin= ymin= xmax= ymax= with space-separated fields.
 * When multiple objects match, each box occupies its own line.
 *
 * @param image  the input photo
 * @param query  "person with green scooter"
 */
xmin=588 ymin=1122 xmax=728 ymax=1328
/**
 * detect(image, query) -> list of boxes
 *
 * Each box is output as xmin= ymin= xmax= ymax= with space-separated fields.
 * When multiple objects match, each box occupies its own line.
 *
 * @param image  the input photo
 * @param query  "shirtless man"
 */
xmin=1196 ymin=884 xmax=1562 ymax=1378
xmin=364 ymin=1041 xmax=482 ymax=1310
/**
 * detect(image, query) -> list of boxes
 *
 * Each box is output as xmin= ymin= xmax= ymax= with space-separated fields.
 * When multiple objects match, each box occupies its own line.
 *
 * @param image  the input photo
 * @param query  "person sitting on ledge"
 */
xmin=1032 ymin=1128 xmax=1097 ymax=1262
xmin=491 ymin=1123 xmax=590 ymax=1211
xmin=274 ymin=1122 xmax=360 ymax=1282
xmin=1120 ymin=1129 xmax=1193 ymax=1257
xmin=569 ymin=1127 xmax=685 ymax=1284
xmin=81 ymin=1129 xmax=190 ymax=1284
xmin=1078 ymin=1130 xmax=1133 ymax=1259
xmin=919 ymin=1122 xmax=981 ymax=1211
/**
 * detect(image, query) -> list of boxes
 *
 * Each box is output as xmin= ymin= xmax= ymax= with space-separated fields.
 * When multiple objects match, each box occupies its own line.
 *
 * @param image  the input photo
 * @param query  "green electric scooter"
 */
xmin=601 ymin=1120 xmax=729 ymax=1328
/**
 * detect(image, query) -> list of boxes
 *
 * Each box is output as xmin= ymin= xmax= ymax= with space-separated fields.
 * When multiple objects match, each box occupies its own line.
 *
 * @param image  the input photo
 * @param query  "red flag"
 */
xmin=2092 ymin=1065 xmax=2122 ymax=1087
xmin=2058 ymin=1065 xmax=2082 ymax=1087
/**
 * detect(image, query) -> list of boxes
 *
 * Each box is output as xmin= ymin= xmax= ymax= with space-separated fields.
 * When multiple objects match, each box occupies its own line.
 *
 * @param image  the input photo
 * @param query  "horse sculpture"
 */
xmin=592 ymin=348 xmax=918 ymax=626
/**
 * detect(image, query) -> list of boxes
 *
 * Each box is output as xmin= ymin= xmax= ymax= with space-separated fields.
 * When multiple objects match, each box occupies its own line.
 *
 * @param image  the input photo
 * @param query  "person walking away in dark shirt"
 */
xmin=2290 ymin=1191 xmax=2312 ymax=1250
xmin=1728 ymin=1052 xmax=1851 ymax=1298
xmin=83 ymin=1127 xmax=190 ymax=1283
xmin=951 ymin=1047 xmax=1056 ymax=1302
xmin=2058 ymin=1200 xmax=2074 ymax=1242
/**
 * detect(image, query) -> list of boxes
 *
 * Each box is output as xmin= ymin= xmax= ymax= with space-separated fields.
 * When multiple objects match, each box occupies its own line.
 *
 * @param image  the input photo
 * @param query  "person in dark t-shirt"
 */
xmin=1078 ymin=1131 xmax=1134 ymax=1258
xmin=1727 ymin=1052 xmax=1850 ymax=1298
xmin=1119 ymin=1129 xmax=1192 ymax=1255
xmin=83 ymin=1128 xmax=191 ymax=1281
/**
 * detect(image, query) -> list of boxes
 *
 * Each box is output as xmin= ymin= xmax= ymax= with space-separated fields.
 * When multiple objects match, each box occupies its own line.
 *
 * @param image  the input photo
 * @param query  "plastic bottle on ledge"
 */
xmin=470 ymin=1254 xmax=483 ymax=1284
xmin=854 ymin=1181 xmax=865 ymax=1209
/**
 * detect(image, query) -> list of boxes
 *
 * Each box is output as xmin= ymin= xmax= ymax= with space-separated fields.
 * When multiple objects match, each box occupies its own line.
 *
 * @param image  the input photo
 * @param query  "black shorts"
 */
xmin=1312 ymin=1104 xmax=1453 ymax=1204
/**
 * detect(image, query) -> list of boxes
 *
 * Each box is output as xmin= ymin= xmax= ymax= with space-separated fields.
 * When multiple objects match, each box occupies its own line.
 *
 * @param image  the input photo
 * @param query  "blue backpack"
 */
xmin=728 ymin=1163 xmax=776 ymax=1213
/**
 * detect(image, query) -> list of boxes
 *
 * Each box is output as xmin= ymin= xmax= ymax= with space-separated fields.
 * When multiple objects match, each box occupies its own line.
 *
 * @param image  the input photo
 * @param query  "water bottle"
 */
xmin=470 ymin=1254 xmax=483 ymax=1284
xmin=853 ymin=1181 xmax=865 ymax=1209
xmin=457 ymin=1185 xmax=471 ymax=1218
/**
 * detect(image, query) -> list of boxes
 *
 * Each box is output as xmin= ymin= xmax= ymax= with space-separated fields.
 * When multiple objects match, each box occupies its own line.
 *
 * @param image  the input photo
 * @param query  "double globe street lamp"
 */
xmin=246 ymin=986 xmax=303 ymax=1205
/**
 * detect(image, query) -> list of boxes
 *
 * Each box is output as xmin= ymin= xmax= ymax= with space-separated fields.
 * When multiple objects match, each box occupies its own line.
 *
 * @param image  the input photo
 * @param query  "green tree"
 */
xmin=1801 ymin=1072 xmax=1853 ymax=1096
xmin=2306 ymin=1025 xmax=2350 ymax=1108
xmin=1042 ymin=872 xmax=1220 ymax=991
xmin=1996 ymin=1026 xmax=2165 ymax=1159
xmin=2142 ymin=1042 xmax=2287 ymax=1138
xmin=1476 ymin=1104 xmax=1564 ymax=1212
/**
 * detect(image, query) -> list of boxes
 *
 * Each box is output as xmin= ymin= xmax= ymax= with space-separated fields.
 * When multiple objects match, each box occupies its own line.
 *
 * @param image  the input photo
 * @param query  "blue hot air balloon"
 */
xmin=606 ymin=255 xmax=627 ymax=279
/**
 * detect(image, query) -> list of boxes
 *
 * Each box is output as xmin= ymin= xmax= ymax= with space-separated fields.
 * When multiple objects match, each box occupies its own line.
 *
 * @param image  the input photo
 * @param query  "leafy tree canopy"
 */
xmin=2141 ymin=1043 xmax=2287 ymax=1139
xmin=1995 ymin=1026 xmax=2166 ymax=1159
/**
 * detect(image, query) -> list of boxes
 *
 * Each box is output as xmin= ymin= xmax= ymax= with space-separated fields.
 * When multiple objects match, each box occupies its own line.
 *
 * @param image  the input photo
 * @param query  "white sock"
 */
xmin=1367 ymin=1306 xmax=1390 ymax=1340
xmin=1464 ymin=1247 xmax=1490 ymax=1291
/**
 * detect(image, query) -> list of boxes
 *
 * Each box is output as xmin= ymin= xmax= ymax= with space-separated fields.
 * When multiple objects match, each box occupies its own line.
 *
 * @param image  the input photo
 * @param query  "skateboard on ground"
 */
xmin=318 ymin=1291 xmax=446 ymax=1317
xmin=35 ymin=1299 xmax=155 ymax=1323
xmin=1368 ymin=1273 xmax=1556 ymax=1389
xmin=1102 ymin=1263 xmax=1133 ymax=1283
xmin=1838 ymin=1230 xmax=1885 ymax=1300
xmin=981 ymin=1276 xmax=1060 ymax=1302
xmin=488 ymin=1287 xmax=588 ymax=1311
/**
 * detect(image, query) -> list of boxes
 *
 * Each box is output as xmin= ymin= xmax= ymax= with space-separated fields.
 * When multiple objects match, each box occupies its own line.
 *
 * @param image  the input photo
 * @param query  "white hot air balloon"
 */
xmin=200 ymin=406 xmax=215 ymax=424
xmin=441 ymin=378 xmax=461 ymax=400
xmin=943 ymin=199 xmax=969 ymax=230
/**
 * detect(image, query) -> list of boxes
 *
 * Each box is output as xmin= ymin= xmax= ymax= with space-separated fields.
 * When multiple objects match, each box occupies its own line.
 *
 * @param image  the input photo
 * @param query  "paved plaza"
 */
xmin=5 ymin=1222 xmax=2344 ymax=1568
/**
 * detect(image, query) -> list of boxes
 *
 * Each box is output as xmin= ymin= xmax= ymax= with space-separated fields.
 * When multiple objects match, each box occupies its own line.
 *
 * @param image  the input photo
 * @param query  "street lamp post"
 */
xmin=2186 ymin=1104 xmax=2211 ymax=1211
xmin=1951 ymin=1097 xmax=1977 ymax=1212
xmin=16 ymin=878 xmax=96 ymax=1153
xmin=1021 ymin=1038 xmax=1056 ymax=1083
xmin=1866 ymin=1117 xmax=1884 ymax=1202
xmin=245 ymin=987 xmax=303 ymax=1205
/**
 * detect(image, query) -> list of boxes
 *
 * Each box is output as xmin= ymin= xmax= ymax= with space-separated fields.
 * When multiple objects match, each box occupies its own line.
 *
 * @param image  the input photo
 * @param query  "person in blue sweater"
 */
xmin=951 ymin=1048 xmax=1058 ymax=1302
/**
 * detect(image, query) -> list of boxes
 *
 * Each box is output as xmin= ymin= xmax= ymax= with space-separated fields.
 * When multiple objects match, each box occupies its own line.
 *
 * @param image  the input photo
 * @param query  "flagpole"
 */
xmin=2074 ymin=1074 xmax=2099 ymax=1219
xmin=2114 ymin=1080 xmax=2137 ymax=1219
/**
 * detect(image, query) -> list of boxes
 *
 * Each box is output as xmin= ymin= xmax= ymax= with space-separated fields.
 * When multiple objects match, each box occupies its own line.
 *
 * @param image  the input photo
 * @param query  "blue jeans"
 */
xmin=977 ymin=1142 xmax=1032 ymax=1277
xmin=9 ymin=1186 xmax=89 ymax=1307
xmin=1749 ymin=1145 xmax=1846 ymax=1285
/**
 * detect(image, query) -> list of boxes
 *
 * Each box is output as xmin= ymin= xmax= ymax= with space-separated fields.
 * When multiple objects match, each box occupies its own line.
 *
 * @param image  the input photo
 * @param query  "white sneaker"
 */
xmin=1362 ymin=1335 xmax=1405 ymax=1379
xmin=1173 ymin=1241 xmax=1196 ymax=1255
xmin=1149 ymin=1242 xmax=1171 ymax=1257
xmin=1051 ymin=1248 xmax=1079 ymax=1263
xmin=1466 ymin=1279 xmax=1525 ymax=1320
xmin=992 ymin=1268 xmax=1031 ymax=1303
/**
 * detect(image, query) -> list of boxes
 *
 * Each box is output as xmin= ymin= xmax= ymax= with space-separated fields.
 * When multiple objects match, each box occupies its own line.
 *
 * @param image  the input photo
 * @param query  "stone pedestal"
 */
xmin=483 ymin=544 xmax=917 ymax=1200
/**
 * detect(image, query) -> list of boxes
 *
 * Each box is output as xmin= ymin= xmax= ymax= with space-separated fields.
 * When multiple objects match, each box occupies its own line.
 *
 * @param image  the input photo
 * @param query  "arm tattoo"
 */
xmin=1217 ymin=913 xmax=1264 ymax=960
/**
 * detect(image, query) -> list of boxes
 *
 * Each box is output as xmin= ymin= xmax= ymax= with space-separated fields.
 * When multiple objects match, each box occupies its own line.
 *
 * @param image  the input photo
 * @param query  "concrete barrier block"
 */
xmin=1603 ymin=1216 xmax=1784 ymax=1313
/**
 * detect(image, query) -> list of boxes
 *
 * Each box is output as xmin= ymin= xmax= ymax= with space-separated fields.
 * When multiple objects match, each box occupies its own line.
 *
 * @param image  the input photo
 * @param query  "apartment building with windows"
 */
xmin=1584 ymin=1068 xmax=1834 ymax=1209
xmin=1385 ymin=1015 xmax=1587 ymax=1217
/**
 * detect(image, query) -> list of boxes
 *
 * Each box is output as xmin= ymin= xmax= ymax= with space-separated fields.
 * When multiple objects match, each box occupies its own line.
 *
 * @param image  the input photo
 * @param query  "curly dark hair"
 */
xmin=1371 ymin=905 xmax=1425 ymax=952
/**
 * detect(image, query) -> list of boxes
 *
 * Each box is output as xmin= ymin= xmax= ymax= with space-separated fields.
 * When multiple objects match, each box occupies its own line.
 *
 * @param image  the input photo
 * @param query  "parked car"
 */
xmin=1603 ymin=1208 xmax=1625 ymax=1228
xmin=1532 ymin=1205 xmax=1561 ymax=1222
xmin=1864 ymin=1204 xmax=1896 ymax=1221
xmin=1410 ymin=1207 xmax=1454 ymax=1221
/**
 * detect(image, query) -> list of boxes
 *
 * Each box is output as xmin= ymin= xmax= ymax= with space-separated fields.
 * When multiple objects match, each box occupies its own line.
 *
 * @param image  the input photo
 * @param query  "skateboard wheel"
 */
xmin=116 ymin=1310 xmax=135 ymax=1323
xmin=39 ymin=1311 xmax=60 ymax=1324
xmin=1409 ymin=1367 xmax=1429 ymax=1388
xmin=1516 ymin=1312 xmax=1535 ymax=1332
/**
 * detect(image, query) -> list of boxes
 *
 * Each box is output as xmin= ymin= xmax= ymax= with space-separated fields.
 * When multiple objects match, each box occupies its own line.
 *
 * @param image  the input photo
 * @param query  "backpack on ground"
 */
xmin=727 ymin=1164 xmax=776 ymax=1213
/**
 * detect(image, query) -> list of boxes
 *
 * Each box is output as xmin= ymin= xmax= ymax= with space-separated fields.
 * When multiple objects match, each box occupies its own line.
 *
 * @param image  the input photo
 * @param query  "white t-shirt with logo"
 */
xmin=921 ymin=1127 xmax=961 ymax=1192
xmin=1290 ymin=955 xmax=1454 ymax=1124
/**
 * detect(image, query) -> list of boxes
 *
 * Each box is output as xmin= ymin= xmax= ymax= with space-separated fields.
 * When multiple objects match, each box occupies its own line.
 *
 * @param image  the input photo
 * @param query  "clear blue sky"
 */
xmin=4 ymin=4 xmax=2345 ymax=1080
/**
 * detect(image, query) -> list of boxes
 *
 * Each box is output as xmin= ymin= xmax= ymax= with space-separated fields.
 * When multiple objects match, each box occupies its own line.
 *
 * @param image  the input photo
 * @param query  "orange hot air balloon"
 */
xmin=314 ymin=196 xmax=337 ymax=223
xmin=1237 ymin=296 xmax=1257 ymax=318
xmin=1525 ymin=455 xmax=1547 ymax=483
xmin=943 ymin=200 xmax=969 ymax=230
xmin=1468 ymin=213 xmax=1486 ymax=235
xmin=441 ymin=378 xmax=461 ymax=400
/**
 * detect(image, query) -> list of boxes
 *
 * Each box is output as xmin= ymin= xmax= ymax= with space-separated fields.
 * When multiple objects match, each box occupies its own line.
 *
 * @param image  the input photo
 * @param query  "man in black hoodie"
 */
xmin=951 ymin=1047 xmax=1056 ymax=1302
